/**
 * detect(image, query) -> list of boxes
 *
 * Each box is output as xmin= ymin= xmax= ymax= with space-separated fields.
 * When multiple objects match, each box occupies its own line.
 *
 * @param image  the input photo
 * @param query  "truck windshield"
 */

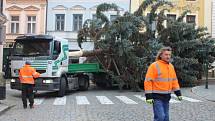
xmin=13 ymin=40 xmax=50 ymax=56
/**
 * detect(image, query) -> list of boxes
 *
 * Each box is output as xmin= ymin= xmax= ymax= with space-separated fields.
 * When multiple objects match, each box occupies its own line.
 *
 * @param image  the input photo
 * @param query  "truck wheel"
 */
xmin=79 ymin=75 xmax=89 ymax=91
xmin=58 ymin=77 xmax=66 ymax=97
xmin=94 ymin=73 xmax=109 ymax=88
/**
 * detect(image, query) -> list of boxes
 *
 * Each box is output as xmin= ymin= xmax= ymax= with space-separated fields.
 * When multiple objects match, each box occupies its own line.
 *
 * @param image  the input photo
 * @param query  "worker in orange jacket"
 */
xmin=144 ymin=47 xmax=182 ymax=121
xmin=19 ymin=61 xmax=40 ymax=109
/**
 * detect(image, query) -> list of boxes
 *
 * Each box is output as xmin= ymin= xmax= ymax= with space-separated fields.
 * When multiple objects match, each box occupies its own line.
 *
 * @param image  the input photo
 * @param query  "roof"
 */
xmin=15 ymin=34 xmax=53 ymax=40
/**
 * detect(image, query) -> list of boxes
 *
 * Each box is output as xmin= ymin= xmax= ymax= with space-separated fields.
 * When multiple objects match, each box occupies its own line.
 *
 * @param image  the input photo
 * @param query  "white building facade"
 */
xmin=46 ymin=0 xmax=130 ymax=42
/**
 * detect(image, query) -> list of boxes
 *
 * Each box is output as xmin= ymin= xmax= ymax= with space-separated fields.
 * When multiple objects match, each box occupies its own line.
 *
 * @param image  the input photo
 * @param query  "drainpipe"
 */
xmin=0 ymin=0 xmax=7 ymax=100
xmin=45 ymin=0 xmax=48 ymax=34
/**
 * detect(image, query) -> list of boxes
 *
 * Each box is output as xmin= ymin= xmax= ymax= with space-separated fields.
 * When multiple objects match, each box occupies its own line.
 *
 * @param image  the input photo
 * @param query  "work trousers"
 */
xmin=21 ymin=84 xmax=34 ymax=107
xmin=153 ymin=99 xmax=169 ymax=121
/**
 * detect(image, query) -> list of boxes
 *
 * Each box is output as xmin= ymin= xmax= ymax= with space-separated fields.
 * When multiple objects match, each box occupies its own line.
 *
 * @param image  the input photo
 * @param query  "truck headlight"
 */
xmin=42 ymin=80 xmax=53 ymax=84
xmin=11 ymin=79 xmax=16 ymax=82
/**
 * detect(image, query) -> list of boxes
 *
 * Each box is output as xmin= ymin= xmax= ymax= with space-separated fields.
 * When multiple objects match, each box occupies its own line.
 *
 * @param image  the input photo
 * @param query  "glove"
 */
xmin=146 ymin=99 xmax=154 ymax=104
xmin=177 ymin=96 xmax=182 ymax=101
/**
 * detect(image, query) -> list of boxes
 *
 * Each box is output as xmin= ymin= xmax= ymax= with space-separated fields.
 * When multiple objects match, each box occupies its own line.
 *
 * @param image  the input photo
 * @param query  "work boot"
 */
xmin=29 ymin=104 xmax=34 ymax=109
xmin=23 ymin=105 xmax=27 ymax=109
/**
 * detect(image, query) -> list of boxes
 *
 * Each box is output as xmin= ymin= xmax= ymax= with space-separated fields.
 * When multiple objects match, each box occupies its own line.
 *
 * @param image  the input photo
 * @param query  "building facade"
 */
xmin=3 ymin=0 xmax=47 ymax=48
xmin=46 ymin=0 xmax=130 ymax=41
xmin=131 ymin=0 xmax=205 ymax=29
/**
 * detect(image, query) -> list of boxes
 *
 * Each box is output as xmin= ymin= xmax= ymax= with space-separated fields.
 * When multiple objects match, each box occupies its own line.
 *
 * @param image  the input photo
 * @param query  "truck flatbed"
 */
xmin=68 ymin=63 xmax=104 ymax=73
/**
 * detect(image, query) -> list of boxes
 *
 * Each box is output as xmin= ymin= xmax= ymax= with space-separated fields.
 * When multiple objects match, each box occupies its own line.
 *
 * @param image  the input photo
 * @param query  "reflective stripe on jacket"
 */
xmin=144 ymin=60 xmax=180 ymax=94
xmin=19 ymin=64 xmax=40 ymax=84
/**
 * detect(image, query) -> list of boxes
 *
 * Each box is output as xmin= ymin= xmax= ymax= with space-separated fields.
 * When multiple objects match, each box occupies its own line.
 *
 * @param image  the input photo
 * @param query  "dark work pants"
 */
xmin=21 ymin=84 xmax=34 ymax=107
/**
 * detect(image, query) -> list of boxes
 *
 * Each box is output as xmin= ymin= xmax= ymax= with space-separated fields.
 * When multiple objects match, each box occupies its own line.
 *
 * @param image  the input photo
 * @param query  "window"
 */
xmin=167 ymin=14 xmax=176 ymax=21
xmin=73 ymin=14 xmax=83 ymax=31
xmin=53 ymin=41 xmax=61 ymax=59
xmin=13 ymin=40 xmax=50 ymax=56
xmin=92 ymin=14 xmax=97 ymax=20
xmin=55 ymin=14 xmax=65 ymax=31
xmin=110 ymin=15 xmax=118 ymax=22
xmin=146 ymin=13 xmax=150 ymax=17
xmin=186 ymin=15 xmax=196 ymax=24
xmin=10 ymin=16 xmax=19 ymax=33
xmin=27 ymin=16 xmax=36 ymax=34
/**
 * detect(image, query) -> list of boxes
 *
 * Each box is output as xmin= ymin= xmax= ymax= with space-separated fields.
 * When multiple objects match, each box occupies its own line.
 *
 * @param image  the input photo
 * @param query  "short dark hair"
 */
xmin=25 ymin=61 xmax=31 ymax=65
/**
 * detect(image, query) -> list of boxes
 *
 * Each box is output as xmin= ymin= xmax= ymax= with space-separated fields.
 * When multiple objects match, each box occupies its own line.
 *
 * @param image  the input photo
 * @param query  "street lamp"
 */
xmin=198 ymin=44 xmax=209 ymax=89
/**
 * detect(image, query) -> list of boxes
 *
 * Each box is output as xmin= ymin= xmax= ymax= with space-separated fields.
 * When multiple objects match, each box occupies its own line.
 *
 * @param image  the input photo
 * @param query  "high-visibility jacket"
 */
xmin=19 ymin=64 xmax=40 ymax=84
xmin=144 ymin=60 xmax=181 ymax=99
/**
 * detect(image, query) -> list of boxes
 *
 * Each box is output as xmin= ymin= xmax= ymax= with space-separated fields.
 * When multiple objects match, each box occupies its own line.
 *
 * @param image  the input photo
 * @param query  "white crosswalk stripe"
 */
xmin=171 ymin=94 xmax=202 ymax=102
xmin=170 ymin=99 xmax=181 ymax=103
xmin=76 ymin=96 xmax=90 ymax=105
xmin=182 ymin=96 xmax=202 ymax=102
xmin=34 ymin=98 xmax=45 ymax=105
xmin=134 ymin=95 xmax=146 ymax=101
xmin=96 ymin=96 xmax=114 ymax=104
xmin=115 ymin=96 xmax=138 ymax=104
xmin=53 ymin=97 xmax=67 ymax=105
xmin=134 ymin=95 xmax=180 ymax=103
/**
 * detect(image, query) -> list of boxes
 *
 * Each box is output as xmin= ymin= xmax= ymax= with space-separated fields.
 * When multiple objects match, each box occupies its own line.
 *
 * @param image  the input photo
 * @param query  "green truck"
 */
xmin=9 ymin=35 xmax=105 ymax=97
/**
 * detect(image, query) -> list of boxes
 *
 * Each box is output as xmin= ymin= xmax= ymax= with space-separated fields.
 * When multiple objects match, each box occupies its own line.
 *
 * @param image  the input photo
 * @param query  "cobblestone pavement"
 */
xmin=0 ymin=85 xmax=215 ymax=121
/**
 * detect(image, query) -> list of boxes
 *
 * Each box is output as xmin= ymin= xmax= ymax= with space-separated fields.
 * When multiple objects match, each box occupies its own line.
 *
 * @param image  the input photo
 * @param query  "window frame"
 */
xmin=73 ymin=14 xmax=83 ymax=31
xmin=55 ymin=14 xmax=65 ymax=31
xmin=27 ymin=16 xmax=37 ymax=34
xmin=167 ymin=14 xmax=177 ymax=21
xmin=186 ymin=15 xmax=196 ymax=24
xmin=10 ymin=16 xmax=19 ymax=34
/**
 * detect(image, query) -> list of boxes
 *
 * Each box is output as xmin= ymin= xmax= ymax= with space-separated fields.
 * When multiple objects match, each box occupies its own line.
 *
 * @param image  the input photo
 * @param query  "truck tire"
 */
xmin=79 ymin=75 xmax=89 ymax=91
xmin=58 ymin=77 xmax=66 ymax=97
xmin=94 ymin=73 xmax=109 ymax=88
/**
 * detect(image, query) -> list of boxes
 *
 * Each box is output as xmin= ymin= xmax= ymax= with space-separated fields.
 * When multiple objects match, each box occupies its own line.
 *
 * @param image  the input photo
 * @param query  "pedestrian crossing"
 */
xmin=96 ymin=96 xmax=114 ymax=104
xmin=32 ymin=95 xmax=203 ymax=106
xmin=171 ymin=94 xmax=202 ymax=102
xmin=53 ymin=97 xmax=67 ymax=105
xmin=116 ymin=96 xmax=138 ymax=104
xmin=76 ymin=96 xmax=90 ymax=105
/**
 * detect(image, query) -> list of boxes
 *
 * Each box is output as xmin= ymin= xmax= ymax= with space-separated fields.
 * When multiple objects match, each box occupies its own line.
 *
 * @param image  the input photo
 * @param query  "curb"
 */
xmin=191 ymin=86 xmax=215 ymax=102
xmin=0 ymin=104 xmax=15 ymax=116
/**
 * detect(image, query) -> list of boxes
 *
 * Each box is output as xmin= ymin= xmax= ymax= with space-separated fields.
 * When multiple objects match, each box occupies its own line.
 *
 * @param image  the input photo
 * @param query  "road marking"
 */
xmin=34 ymin=98 xmax=44 ymax=105
xmin=96 ymin=96 xmax=114 ymax=104
xmin=76 ymin=96 xmax=90 ymax=105
xmin=115 ymin=96 xmax=138 ymax=104
xmin=53 ymin=97 xmax=67 ymax=105
xmin=134 ymin=95 xmax=180 ymax=103
xmin=170 ymin=99 xmax=181 ymax=103
xmin=134 ymin=95 xmax=146 ymax=101
xmin=171 ymin=94 xmax=202 ymax=102
xmin=181 ymin=96 xmax=202 ymax=102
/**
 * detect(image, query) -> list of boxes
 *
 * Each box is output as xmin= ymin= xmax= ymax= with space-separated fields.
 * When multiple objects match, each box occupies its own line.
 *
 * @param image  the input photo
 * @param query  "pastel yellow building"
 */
xmin=204 ymin=0 xmax=212 ymax=37
xmin=3 ymin=0 xmax=47 ymax=48
xmin=131 ymin=0 xmax=205 ymax=29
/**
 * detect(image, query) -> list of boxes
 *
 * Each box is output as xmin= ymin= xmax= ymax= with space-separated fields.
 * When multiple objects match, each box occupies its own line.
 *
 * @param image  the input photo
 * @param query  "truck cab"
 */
xmin=10 ymin=35 xmax=90 ymax=96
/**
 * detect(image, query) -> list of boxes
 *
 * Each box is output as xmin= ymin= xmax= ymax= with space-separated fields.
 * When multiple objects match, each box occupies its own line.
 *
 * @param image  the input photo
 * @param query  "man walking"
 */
xmin=19 ymin=61 xmax=40 ymax=109
xmin=144 ymin=47 xmax=182 ymax=121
